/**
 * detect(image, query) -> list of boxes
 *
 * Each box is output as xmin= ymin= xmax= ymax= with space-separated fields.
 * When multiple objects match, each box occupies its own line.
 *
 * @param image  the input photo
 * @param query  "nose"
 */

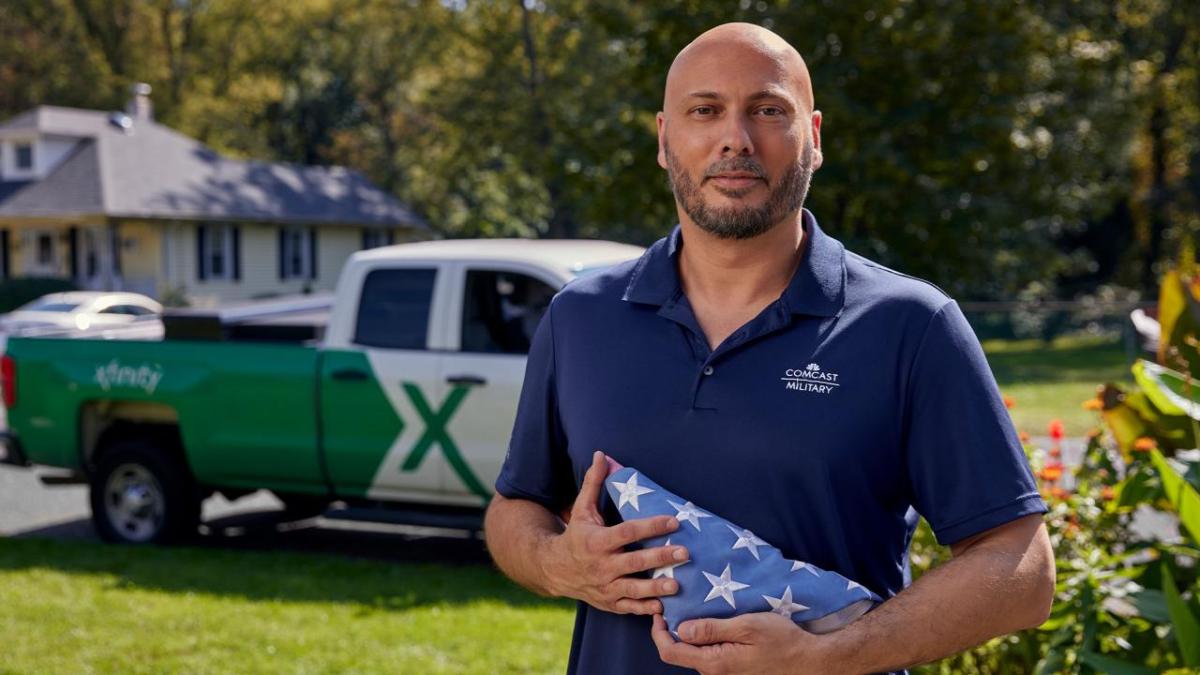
xmin=718 ymin=110 xmax=755 ymax=157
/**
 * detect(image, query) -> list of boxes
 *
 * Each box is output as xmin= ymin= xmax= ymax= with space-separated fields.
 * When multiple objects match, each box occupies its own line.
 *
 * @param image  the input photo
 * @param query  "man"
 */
xmin=485 ymin=22 xmax=1055 ymax=675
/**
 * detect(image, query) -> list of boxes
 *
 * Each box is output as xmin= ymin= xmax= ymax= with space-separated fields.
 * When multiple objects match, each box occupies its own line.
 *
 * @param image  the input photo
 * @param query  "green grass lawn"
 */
xmin=0 ymin=538 xmax=575 ymax=674
xmin=982 ymin=335 xmax=1134 ymax=438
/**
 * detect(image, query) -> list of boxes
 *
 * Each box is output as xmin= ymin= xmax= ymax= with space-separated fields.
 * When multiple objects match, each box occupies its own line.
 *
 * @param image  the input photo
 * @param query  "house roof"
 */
xmin=0 ymin=106 xmax=426 ymax=229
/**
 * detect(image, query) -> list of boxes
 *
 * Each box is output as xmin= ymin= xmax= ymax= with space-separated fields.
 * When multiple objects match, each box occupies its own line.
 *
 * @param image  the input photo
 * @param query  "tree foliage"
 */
xmin=0 ymin=0 xmax=1195 ymax=299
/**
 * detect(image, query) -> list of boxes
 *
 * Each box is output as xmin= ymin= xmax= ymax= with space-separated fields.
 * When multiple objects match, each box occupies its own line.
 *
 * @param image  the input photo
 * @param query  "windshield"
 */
xmin=18 ymin=299 xmax=81 ymax=312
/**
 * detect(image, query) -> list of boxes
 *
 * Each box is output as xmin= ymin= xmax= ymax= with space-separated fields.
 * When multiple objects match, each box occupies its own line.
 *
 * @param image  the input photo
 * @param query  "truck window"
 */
xmin=461 ymin=270 xmax=556 ymax=354
xmin=354 ymin=268 xmax=437 ymax=349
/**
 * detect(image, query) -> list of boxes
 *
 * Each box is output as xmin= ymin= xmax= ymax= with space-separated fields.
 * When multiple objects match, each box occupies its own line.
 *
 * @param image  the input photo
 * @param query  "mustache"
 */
xmin=703 ymin=156 xmax=768 ymax=182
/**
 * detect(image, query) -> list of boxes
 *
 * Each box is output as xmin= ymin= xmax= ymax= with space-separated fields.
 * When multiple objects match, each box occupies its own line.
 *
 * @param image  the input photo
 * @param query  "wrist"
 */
xmin=807 ymin=626 xmax=859 ymax=674
xmin=537 ymin=531 xmax=569 ymax=598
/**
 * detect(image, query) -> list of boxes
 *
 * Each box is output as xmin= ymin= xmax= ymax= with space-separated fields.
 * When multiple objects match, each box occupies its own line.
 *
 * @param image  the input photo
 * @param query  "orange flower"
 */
xmin=1082 ymin=398 xmax=1103 ymax=411
xmin=1133 ymin=437 xmax=1157 ymax=453
xmin=1048 ymin=419 xmax=1065 ymax=441
xmin=1003 ymin=396 xmax=1016 ymax=409
xmin=1097 ymin=468 xmax=1109 ymax=479
xmin=1049 ymin=447 xmax=1062 ymax=458
xmin=1019 ymin=431 xmax=1031 ymax=444
xmin=1039 ymin=462 xmax=1064 ymax=482
xmin=1100 ymin=485 xmax=1115 ymax=500
xmin=1050 ymin=487 xmax=1070 ymax=500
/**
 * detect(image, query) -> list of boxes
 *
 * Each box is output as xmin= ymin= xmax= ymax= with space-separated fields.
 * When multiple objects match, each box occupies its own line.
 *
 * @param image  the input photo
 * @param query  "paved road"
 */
xmin=0 ymin=464 xmax=491 ymax=565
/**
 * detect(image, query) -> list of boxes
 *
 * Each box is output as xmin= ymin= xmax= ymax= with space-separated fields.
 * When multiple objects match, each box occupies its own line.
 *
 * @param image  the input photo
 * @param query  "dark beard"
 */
xmin=665 ymin=139 xmax=815 ymax=240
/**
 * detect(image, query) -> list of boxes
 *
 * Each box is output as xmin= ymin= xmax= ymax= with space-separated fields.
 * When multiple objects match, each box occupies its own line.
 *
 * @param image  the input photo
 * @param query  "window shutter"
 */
xmin=361 ymin=228 xmax=369 ymax=250
xmin=67 ymin=226 xmax=79 ymax=280
xmin=308 ymin=227 xmax=318 ymax=280
xmin=232 ymin=226 xmax=241 ymax=281
xmin=111 ymin=225 xmax=122 ymax=276
xmin=387 ymin=229 xmax=395 ymax=245
xmin=0 ymin=229 xmax=9 ymax=280
xmin=278 ymin=228 xmax=286 ymax=280
xmin=197 ymin=225 xmax=208 ymax=281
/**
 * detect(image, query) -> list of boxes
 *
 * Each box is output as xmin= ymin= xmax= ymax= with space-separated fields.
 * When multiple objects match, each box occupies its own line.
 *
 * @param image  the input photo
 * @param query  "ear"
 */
xmin=810 ymin=110 xmax=824 ymax=171
xmin=656 ymin=112 xmax=668 ymax=170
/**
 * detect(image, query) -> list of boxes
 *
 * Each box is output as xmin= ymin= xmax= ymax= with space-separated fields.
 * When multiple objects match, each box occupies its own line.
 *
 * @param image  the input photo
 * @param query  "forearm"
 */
xmin=483 ymin=493 xmax=566 ymax=597
xmin=817 ymin=539 xmax=1053 ymax=673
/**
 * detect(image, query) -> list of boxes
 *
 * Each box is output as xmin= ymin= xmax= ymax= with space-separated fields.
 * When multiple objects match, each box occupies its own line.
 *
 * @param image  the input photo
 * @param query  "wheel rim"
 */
xmin=103 ymin=463 xmax=165 ymax=542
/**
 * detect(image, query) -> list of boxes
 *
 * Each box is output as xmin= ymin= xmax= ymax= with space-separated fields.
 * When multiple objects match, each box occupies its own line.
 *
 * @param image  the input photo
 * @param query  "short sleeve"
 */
xmin=494 ymin=300 xmax=575 ymax=513
xmin=904 ymin=301 xmax=1047 ymax=546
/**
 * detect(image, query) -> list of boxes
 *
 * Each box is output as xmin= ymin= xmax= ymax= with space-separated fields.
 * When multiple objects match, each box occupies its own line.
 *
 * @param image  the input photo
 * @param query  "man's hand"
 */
xmin=651 ymin=612 xmax=832 ymax=675
xmin=543 ymin=450 xmax=689 ymax=615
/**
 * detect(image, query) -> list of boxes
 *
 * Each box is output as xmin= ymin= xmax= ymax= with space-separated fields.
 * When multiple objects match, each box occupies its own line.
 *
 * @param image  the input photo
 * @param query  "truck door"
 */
xmin=437 ymin=265 xmax=561 ymax=504
xmin=319 ymin=265 xmax=449 ymax=501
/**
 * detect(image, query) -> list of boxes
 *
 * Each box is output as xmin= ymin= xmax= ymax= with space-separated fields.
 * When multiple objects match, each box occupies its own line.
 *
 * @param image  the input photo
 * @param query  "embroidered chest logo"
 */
xmin=781 ymin=362 xmax=840 ymax=394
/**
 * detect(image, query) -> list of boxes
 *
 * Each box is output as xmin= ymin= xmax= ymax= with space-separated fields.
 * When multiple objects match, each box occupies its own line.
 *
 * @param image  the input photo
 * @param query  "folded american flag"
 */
xmin=604 ymin=463 xmax=882 ymax=637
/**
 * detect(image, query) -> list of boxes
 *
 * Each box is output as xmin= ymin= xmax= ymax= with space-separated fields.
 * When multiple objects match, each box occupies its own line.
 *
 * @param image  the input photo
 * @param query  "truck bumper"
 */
xmin=0 ymin=432 xmax=30 ymax=467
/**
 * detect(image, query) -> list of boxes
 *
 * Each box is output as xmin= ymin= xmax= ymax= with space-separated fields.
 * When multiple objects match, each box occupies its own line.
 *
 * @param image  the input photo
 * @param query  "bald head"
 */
xmin=664 ymin=23 xmax=814 ymax=114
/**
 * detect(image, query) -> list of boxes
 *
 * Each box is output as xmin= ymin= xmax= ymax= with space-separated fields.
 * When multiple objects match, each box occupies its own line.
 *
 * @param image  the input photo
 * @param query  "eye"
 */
xmin=755 ymin=106 xmax=786 ymax=117
xmin=690 ymin=105 xmax=718 ymax=117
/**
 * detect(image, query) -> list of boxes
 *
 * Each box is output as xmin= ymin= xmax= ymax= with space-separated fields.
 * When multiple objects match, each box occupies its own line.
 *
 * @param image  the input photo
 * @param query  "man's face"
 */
xmin=657 ymin=42 xmax=822 ymax=240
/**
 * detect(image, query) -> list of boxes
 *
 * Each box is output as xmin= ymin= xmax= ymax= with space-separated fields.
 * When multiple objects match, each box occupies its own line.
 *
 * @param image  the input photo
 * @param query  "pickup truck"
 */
xmin=0 ymin=238 xmax=644 ymax=544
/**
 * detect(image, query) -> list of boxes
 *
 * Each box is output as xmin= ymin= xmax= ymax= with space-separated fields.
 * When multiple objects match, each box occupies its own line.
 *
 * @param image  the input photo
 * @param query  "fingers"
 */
xmin=677 ymin=616 xmax=752 ymax=645
xmin=612 ymin=597 xmax=663 ymax=615
xmin=615 ymin=575 xmax=678 ymax=600
xmin=573 ymin=450 xmax=607 ymax=516
xmin=614 ymin=544 xmax=689 ymax=576
xmin=606 ymin=515 xmax=679 ymax=549
xmin=651 ymin=613 xmax=706 ymax=670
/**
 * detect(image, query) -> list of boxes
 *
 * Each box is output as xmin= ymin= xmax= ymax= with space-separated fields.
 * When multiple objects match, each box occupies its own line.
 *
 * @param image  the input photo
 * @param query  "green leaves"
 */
xmin=1157 ymin=270 xmax=1200 ymax=380
xmin=1151 ymin=449 xmax=1200 ymax=547
xmin=1162 ymin=562 xmax=1200 ymax=667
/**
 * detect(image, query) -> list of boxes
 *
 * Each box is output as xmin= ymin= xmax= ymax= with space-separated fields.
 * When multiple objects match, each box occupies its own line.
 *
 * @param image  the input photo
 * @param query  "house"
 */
xmin=0 ymin=85 xmax=428 ymax=306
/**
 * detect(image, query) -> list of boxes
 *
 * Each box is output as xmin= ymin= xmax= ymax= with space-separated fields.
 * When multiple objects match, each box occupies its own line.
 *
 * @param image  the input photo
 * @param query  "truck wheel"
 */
xmin=89 ymin=442 xmax=200 ymax=544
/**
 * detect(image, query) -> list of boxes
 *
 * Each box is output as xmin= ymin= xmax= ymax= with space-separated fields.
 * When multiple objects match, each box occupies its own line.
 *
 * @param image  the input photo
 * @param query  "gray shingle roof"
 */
xmin=0 ymin=106 xmax=426 ymax=228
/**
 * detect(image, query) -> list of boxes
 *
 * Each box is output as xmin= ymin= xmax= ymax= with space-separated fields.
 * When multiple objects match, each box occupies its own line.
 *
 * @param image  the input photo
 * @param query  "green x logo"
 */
xmin=399 ymin=383 xmax=491 ymax=499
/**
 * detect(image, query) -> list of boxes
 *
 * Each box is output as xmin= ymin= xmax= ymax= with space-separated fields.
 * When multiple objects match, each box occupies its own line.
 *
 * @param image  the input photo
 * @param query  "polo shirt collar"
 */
xmin=621 ymin=208 xmax=846 ymax=318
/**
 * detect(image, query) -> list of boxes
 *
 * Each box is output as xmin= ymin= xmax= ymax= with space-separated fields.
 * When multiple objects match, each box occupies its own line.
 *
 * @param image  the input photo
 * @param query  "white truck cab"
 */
xmin=322 ymin=238 xmax=645 ymax=507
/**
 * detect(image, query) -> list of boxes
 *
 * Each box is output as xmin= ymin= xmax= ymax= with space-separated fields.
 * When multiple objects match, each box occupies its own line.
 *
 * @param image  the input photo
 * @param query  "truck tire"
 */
xmin=89 ymin=441 xmax=201 ymax=544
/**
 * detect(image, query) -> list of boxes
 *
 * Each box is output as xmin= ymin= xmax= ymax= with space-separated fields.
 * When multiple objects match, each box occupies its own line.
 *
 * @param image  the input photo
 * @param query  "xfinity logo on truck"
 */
xmin=94 ymin=359 xmax=164 ymax=394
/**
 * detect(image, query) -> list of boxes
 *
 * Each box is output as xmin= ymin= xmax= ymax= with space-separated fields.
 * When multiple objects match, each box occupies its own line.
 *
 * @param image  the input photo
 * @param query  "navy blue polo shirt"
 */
xmin=495 ymin=209 xmax=1047 ymax=675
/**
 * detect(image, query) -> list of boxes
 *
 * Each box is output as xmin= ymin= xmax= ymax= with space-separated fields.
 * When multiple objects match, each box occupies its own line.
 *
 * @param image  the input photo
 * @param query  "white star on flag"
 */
xmin=790 ymin=560 xmax=821 ymax=576
xmin=702 ymin=563 xmax=750 ymax=609
xmin=652 ymin=538 xmax=688 ymax=580
xmin=763 ymin=586 xmax=810 ymax=619
xmin=668 ymin=500 xmax=713 ymax=531
xmin=727 ymin=525 xmax=768 ymax=560
xmin=610 ymin=472 xmax=654 ymax=511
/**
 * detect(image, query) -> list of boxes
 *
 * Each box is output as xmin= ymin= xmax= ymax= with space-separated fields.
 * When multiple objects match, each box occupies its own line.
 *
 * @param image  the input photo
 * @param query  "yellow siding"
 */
xmin=117 ymin=220 xmax=161 ymax=298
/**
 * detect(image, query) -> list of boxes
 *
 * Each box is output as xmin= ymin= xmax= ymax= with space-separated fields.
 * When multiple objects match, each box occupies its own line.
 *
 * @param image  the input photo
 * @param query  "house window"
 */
xmin=279 ymin=226 xmax=315 ymax=280
xmin=15 ymin=143 xmax=33 ymax=170
xmin=36 ymin=234 xmax=53 ymax=265
xmin=197 ymin=224 xmax=239 ymax=281
xmin=362 ymin=228 xmax=393 ymax=250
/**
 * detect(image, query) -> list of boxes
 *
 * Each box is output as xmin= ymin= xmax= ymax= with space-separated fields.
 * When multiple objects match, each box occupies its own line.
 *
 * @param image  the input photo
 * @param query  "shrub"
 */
xmin=0 ymin=277 xmax=78 ymax=313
